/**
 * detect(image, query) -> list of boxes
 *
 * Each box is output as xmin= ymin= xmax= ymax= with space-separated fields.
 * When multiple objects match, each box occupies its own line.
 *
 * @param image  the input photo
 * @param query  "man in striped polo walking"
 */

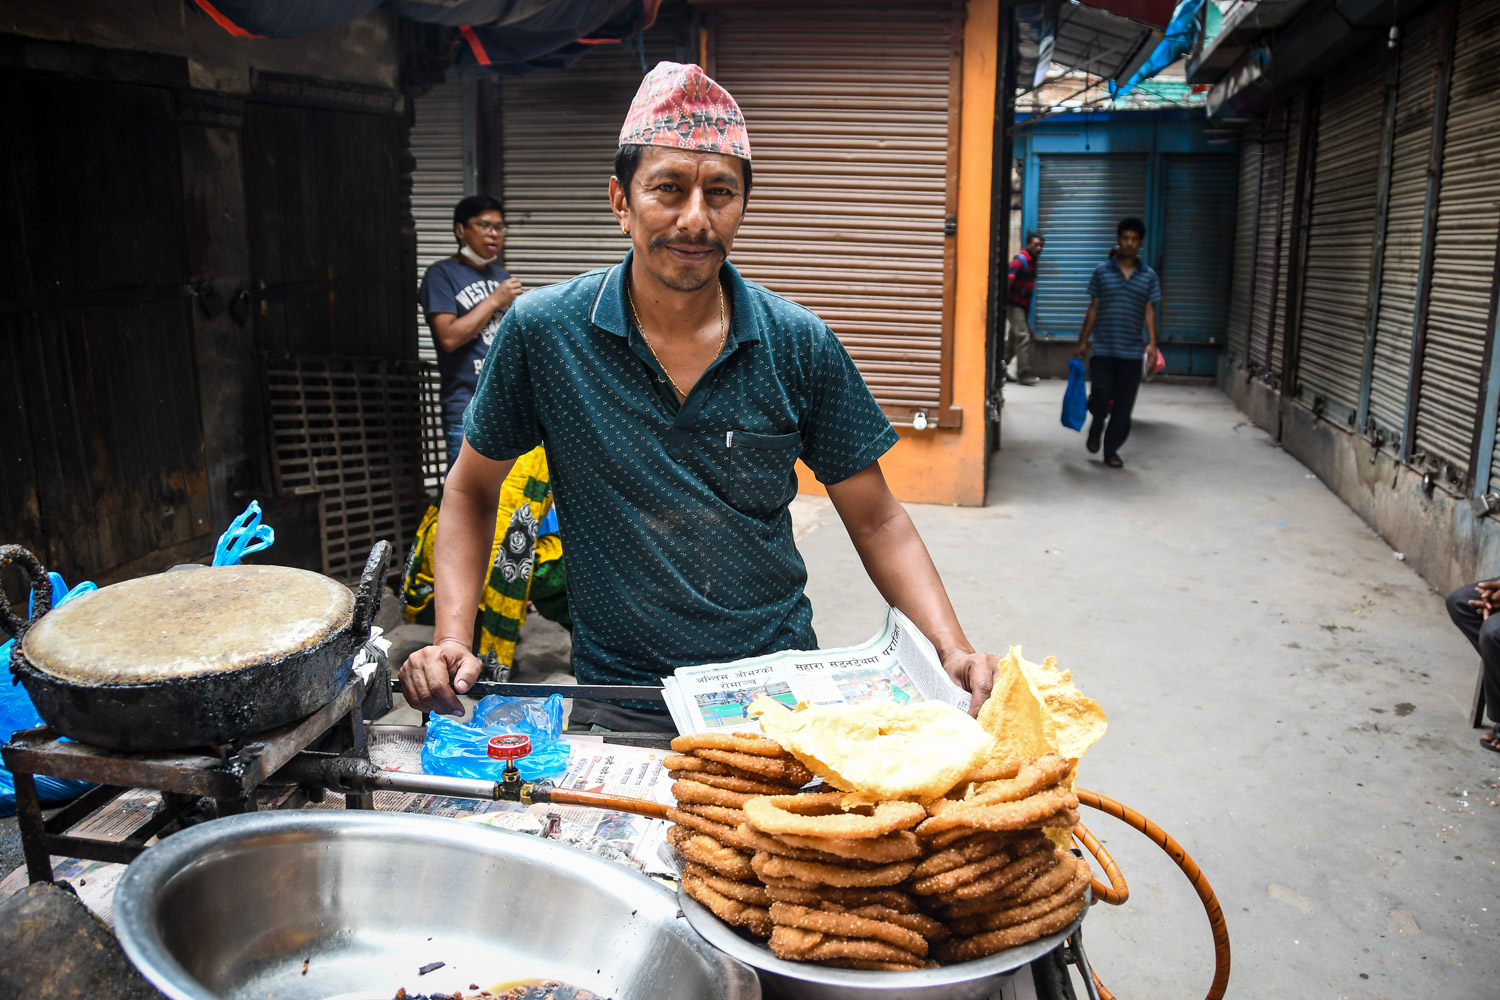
xmin=1073 ymin=217 xmax=1161 ymax=468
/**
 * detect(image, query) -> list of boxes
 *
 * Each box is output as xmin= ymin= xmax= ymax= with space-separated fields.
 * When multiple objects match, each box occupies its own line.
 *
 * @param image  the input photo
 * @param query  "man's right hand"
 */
xmin=399 ymin=640 xmax=483 ymax=716
xmin=492 ymin=277 xmax=524 ymax=311
xmin=1073 ymin=340 xmax=1087 ymax=359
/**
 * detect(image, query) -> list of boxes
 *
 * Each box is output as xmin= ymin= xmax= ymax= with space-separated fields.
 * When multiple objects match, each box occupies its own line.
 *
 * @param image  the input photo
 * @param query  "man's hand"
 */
xmin=491 ymin=276 xmax=524 ymax=311
xmin=1470 ymin=579 xmax=1500 ymax=619
xmin=399 ymin=640 xmax=482 ymax=716
xmin=942 ymin=649 xmax=999 ymax=717
xmin=1073 ymin=340 xmax=1087 ymax=359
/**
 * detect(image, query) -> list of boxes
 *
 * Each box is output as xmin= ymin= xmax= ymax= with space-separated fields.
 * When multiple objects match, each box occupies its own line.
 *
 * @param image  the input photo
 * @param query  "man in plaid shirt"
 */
xmin=1005 ymin=232 xmax=1044 ymax=385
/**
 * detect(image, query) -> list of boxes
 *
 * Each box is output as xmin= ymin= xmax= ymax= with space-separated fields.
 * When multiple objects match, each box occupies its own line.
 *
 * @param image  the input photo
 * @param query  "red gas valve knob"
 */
xmin=487 ymin=734 xmax=532 ymax=761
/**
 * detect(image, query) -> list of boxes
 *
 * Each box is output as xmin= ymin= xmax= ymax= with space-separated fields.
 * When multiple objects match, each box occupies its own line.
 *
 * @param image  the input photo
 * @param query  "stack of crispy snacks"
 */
xmin=912 ymin=752 xmax=1092 ymax=962
xmin=666 ymin=732 xmax=816 ymax=939
xmin=738 ymin=791 xmax=942 ymax=970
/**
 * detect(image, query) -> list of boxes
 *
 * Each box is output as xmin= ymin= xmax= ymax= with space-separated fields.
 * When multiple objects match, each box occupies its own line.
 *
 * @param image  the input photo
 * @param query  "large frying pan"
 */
xmin=1 ymin=542 xmax=390 ymax=751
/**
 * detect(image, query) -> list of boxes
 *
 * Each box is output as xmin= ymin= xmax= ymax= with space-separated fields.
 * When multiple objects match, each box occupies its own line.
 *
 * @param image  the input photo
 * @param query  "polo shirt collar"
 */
xmin=590 ymin=250 xmax=763 ymax=346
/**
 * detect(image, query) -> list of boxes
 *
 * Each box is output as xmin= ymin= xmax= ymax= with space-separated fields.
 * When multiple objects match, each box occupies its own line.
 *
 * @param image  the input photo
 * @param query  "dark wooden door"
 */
xmin=0 ymin=70 xmax=210 ymax=584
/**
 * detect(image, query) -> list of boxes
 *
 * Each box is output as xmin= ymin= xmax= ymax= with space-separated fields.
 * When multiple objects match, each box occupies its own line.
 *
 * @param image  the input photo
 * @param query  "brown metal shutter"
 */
xmin=1295 ymin=44 xmax=1388 ymax=424
xmin=1225 ymin=128 xmax=1260 ymax=367
xmin=1367 ymin=8 xmax=1444 ymax=449
xmin=710 ymin=3 xmax=961 ymax=421
xmin=1247 ymin=116 xmax=1286 ymax=372
xmin=1270 ymin=91 xmax=1306 ymax=381
xmin=500 ymin=36 xmax=676 ymax=287
xmin=411 ymin=75 xmax=466 ymax=366
xmin=1415 ymin=0 xmax=1500 ymax=482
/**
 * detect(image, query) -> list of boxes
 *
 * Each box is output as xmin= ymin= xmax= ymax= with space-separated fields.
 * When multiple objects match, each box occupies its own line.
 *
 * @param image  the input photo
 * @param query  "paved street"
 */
xmin=795 ymin=378 xmax=1497 ymax=999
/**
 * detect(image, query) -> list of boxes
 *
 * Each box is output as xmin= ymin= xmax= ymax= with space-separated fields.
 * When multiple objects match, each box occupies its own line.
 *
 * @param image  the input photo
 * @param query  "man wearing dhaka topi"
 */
xmin=400 ymin=62 xmax=998 ymax=731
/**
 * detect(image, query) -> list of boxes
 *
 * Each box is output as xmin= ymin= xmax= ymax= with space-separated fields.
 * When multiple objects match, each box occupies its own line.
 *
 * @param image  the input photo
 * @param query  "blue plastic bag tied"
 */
xmin=1 ymin=573 xmax=99 ymax=817
xmin=421 ymin=693 xmax=571 ymax=782
xmin=214 ymin=500 xmax=276 ymax=566
xmin=1061 ymin=358 xmax=1088 ymax=432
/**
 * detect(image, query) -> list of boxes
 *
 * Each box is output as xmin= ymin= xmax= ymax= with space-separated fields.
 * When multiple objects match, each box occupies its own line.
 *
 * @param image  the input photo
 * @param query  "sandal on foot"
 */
xmin=1481 ymin=732 xmax=1500 ymax=754
xmin=1105 ymin=454 xmax=1124 ymax=469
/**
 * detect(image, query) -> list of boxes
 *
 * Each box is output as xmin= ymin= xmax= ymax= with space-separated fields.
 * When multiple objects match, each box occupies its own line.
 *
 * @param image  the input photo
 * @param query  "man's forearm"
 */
xmin=431 ymin=466 xmax=506 ymax=646
xmin=1079 ymin=302 xmax=1098 ymax=343
xmin=434 ymin=301 xmax=501 ymax=353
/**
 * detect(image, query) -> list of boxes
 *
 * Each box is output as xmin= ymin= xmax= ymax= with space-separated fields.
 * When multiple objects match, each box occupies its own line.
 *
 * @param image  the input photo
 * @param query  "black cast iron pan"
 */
xmin=1 ymin=542 xmax=390 ymax=751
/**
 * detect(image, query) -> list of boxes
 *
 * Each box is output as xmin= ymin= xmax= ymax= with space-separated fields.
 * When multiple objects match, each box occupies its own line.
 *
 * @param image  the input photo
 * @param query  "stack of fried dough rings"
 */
xmin=668 ymin=734 xmax=1094 ymax=971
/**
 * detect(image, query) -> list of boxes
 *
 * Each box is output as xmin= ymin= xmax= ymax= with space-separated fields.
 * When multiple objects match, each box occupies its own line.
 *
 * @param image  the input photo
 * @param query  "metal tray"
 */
xmin=681 ymin=888 xmax=1088 ymax=1000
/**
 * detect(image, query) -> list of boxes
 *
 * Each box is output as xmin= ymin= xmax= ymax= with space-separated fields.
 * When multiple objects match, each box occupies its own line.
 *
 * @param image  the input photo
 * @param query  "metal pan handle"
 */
xmin=0 ymin=545 xmax=51 ymax=640
xmin=352 ymin=540 xmax=392 ymax=637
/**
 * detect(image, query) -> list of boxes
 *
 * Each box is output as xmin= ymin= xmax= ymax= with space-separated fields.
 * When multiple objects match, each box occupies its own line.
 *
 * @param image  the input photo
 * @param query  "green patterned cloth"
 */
xmin=464 ymin=251 xmax=897 ymax=691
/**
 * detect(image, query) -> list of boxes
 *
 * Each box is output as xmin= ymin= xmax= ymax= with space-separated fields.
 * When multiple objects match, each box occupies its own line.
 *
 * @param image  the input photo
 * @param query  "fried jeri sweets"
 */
xmin=667 ymin=648 xmax=1107 ymax=970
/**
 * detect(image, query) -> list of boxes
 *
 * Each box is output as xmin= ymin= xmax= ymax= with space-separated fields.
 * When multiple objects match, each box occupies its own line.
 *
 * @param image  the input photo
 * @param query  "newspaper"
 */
xmin=661 ymin=607 xmax=971 ymax=735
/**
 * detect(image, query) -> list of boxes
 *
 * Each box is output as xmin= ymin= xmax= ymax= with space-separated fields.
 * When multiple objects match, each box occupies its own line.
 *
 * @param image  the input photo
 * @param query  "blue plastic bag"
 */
xmin=1 ymin=573 xmax=99 ymax=817
xmin=1061 ymin=358 xmax=1088 ymax=431
xmin=421 ymin=693 xmax=571 ymax=782
xmin=214 ymin=500 xmax=275 ymax=566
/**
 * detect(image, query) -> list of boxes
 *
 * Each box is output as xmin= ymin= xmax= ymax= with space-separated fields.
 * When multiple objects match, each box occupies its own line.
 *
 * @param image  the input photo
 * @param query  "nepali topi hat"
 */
xmin=618 ymin=60 xmax=751 ymax=160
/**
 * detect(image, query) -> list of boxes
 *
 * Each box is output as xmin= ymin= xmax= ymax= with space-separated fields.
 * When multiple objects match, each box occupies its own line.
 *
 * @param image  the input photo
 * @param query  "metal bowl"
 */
xmin=681 ymin=890 xmax=1087 ymax=1000
xmin=113 ymin=811 xmax=760 ymax=1000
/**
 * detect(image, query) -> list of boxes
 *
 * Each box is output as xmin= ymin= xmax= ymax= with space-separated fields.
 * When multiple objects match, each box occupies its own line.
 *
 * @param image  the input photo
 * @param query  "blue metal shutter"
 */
xmin=1032 ymin=154 xmax=1149 ymax=340
xmin=1159 ymin=154 xmax=1238 ymax=375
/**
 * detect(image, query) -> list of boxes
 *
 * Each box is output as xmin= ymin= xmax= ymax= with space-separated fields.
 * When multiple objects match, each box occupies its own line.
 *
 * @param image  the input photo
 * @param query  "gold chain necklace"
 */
xmin=626 ymin=280 xmax=727 ymax=400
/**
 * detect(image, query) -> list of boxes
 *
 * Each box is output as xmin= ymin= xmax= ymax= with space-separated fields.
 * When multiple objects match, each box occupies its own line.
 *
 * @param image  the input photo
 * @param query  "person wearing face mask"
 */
xmin=418 ymin=196 xmax=525 ymax=469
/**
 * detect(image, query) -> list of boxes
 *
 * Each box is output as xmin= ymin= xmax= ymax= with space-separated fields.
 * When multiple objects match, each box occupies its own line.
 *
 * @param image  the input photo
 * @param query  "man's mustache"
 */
xmin=649 ymin=236 xmax=726 ymax=254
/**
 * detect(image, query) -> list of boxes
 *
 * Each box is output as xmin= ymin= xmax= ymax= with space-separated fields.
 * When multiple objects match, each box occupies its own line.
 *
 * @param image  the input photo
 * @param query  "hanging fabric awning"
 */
xmin=1110 ymin=0 xmax=1205 ymax=99
xmin=190 ymin=0 xmax=661 ymax=75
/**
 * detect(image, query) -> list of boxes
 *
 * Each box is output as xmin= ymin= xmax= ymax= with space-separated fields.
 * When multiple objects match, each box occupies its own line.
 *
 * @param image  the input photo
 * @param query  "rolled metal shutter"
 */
xmin=1224 ymin=132 xmax=1260 ymax=367
xmin=1270 ymin=92 xmax=1306 ymax=380
xmin=1033 ymin=155 xmax=1150 ymax=340
xmin=500 ymin=36 xmax=675 ymax=288
xmin=1247 ymin=114 xmax=1286 ymax=372
xmin=1417 ymin=0 xmax=1500 ymax=482
xmin=1296 ymin=45 xmax=1387 ymax=424
xmin=411 ymin=76 xmax=466 ymax=366
xmin=1158 ymin=154 xmax=1237 ymax=375
xmin=1368 ymin=8 xmax=1444 ymax=449
xmin=711 ymin=3 xmax=960 ymax=417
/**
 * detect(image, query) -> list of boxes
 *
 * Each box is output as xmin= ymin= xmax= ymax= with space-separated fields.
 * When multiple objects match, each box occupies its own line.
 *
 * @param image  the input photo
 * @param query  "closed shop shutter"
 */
xmin=1158 ymin=154 xmax=1237 ymax=375
xmin=1033 ymin=154 xmax=1150 ymax=341
xmin=1224 ymin=132 xmax=1260 ymax=367
xmin=1368 ymin=8 xmax=1444 ymax=449
xmin=500 ymin=34 xmax=676 ymax=288
xmin=1247 ymin=114 xmax=1286 ymax=372
xmin=711 ymin=3 xmax=960 ymax=418
xmin=411 ymin=75 xmax=466 ymax=366
xmin=1296 ymin=44 xmax=1388 ymax=424
xmin=1271 ymin=92 xmax=1306 ymax=380
xmin=1418 ymin=0 xmax=1500 ymax=483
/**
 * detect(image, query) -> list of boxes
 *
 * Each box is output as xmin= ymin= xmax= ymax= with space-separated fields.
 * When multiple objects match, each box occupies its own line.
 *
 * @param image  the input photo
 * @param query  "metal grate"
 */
xmin=263 ymin=355 xmax=430 ymax=582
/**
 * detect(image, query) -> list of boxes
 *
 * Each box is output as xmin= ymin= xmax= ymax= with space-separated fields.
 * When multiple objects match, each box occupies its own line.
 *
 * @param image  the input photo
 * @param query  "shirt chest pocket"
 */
xmin=700 ymin=429 xmax=802 ymax=518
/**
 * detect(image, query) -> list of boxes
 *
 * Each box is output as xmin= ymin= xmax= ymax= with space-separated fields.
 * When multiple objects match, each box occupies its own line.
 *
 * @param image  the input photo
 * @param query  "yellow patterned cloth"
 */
xmin=400 ymin=446 xmax=567 ymax=667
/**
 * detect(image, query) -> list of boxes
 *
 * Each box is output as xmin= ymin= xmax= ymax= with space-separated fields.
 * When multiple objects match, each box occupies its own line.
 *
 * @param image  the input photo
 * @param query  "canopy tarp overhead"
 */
xmin=191 ymin=0 xmax=661 ymax=75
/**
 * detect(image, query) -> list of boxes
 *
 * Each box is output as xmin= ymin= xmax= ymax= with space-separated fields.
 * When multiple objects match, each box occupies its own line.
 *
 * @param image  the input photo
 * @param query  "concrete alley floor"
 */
xmin=794 ymin=377 xmax=1497 ymax=999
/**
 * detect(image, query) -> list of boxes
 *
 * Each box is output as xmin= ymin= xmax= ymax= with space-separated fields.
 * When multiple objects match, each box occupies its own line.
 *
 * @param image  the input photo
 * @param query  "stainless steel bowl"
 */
xmin=681 ymin=890 xmax=1087 ymax=1000
xmin=113 ymin=811 xmax=760 ymax=1000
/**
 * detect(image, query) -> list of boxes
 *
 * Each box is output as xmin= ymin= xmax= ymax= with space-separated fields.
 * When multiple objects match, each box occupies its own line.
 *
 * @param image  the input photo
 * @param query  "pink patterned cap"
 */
xmin=618 ymin=61 xmax=751 ymax=161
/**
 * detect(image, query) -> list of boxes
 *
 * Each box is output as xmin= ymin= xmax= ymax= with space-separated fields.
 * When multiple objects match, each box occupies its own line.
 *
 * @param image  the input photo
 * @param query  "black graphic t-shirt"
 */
xmin=419 ymin=257 xmax=513 ymax=425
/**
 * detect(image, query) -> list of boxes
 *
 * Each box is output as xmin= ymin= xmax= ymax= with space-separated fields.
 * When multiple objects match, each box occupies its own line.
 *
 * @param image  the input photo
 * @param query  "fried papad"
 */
xmin=696 ymin=747 xmax=818 ymax=785
xmin=768 ymin=903 xmax=929 ymax=957
xmin=666 ymin=824 xmax=756 ymax=880
xmin=769 ymin=926 xmax=924 ymax=966
xmin=672 ymin=731 xmax=794 ymax=757
xmin=762 ymin=884 xmax=919 ymax=912
xmin=925 ymin=844 xmax=1062 ymax=905
xmin=774 ymin=829 xmax=923 ymax=863
xmin=673 ymin=779 xmax=760 ymax=810
xmin=681 ymin=870 xmax=773 ymax=938
xmin=667 ymin=769 xmax=799 ymax=795
xmin=744 ymin=794 xmax=926 ymax=839
xmin=753 ymin=699 xmax=995 ymax=801
xmin=914 ymin=785 xmax=1079 ymax=837
xmin=752 ymin=850 xmax=917 ymax=888
xmin=931 ymin=896 xmax=1087 ymax=963
xmin=681 ymin=862 xmax=772 ymax=907
xmin=946 ymin=860 xmax=1092 ymax=937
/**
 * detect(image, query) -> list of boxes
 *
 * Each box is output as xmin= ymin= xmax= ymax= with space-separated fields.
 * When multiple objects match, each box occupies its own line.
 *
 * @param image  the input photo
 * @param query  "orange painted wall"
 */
xmin=797 ymin=0 xmax=998 ymax=507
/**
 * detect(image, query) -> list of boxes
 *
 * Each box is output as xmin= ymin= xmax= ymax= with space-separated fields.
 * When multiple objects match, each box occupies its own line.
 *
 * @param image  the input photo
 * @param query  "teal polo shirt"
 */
xmin=464 ymin=252 xmax=899 ymax=691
